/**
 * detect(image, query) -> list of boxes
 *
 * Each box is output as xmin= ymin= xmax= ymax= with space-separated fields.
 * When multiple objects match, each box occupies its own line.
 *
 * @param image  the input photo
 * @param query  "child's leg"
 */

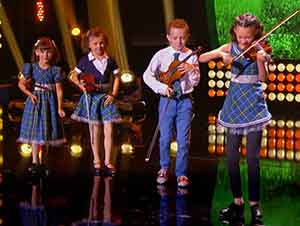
xmin=103 ymin=122 xmax=113 ymax=166
xmin=32 ymin=143 xmax=40 ymax=164
xmin=226 ymin=133 xmax=243 ymax=203
xmin=246 ymin=130 xmax=262 ymax=204
xmin=91 ymin=124 xmax=101 ymax=168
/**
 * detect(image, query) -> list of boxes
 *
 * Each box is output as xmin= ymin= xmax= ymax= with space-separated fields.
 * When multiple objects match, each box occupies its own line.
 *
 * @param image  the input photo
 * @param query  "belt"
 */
xmin=161 ymin=93 xmax=191 ymax=100
xmin=34 ymin=83 xmax=56 ymax=91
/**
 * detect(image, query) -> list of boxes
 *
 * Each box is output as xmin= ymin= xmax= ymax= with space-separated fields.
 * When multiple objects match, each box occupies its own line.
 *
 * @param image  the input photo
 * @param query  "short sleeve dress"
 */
xmin=217 ymin=42 xmax=272 ymax=135
xmin=71 ymin=54 xmax=121 ymax=124
xmin=17 ymin=63 xmax=66 ymax=145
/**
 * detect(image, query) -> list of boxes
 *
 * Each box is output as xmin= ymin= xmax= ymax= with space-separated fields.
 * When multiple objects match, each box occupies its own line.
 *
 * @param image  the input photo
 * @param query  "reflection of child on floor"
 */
xmin=19 ymin=181 xmax=46 ymax=226
xmin=72 ymin=176 xmax=122 ymax=226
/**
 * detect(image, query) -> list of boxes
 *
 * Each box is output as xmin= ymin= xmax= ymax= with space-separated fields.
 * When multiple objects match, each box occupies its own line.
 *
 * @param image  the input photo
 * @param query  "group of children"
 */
xmin=18 ymin=27 xmax=120 ymax=177
xmin=17 ymin=13 xmax=271 ymax=226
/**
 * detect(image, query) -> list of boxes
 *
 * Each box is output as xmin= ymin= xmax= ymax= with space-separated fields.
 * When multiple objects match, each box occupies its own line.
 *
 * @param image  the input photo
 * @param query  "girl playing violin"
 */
xmin=199 ymin=13 xmax=271 ymax=226
xmin=69 ymin=27 xmax=121 ymax=176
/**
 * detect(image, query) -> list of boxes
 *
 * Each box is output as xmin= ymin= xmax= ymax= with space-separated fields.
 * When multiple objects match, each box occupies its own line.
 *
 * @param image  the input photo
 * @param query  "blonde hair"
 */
xmin=81 ymin=27 xmax=109 ymax=53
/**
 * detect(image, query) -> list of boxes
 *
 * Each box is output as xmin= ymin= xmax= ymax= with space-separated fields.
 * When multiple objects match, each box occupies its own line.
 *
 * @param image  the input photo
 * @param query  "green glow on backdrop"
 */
xmin=214 ymin=0 xmax=300 ymax=60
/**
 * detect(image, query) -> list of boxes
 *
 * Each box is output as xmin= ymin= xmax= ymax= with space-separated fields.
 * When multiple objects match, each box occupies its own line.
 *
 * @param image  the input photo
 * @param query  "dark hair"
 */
xmin=81 ymin=27 xmax=109 ymax=53
xmin=31 ymin=37 xmax=60 ymax=64
xmin=167 ymin=18 xmax=190 ymax=37
xmin=230 ymin=13 xmax=264 ymax=42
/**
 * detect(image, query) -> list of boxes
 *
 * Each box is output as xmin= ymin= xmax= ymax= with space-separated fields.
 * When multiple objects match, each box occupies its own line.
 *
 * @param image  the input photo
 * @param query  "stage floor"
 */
xmin=1 ymin=110 xmax=300 ymax=226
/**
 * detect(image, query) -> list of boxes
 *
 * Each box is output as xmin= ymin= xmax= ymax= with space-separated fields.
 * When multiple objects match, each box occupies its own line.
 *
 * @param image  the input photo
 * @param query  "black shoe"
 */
xmin=94 ymin=167 xmax=103 ymax=176
xmin=26 ymin=164 xmax=50 ymax=178
xmin=103 ymin=164 xmax=116 ymax=176
xmin=219 ymin=202 xmax=245 ymax=226
xmin=250 ymin=204 xmax=264 ymax=226
xmin=39 ymin=164 xmax=50 ymax=178
xmin=26 ymin=164 xmax=40 ymax=177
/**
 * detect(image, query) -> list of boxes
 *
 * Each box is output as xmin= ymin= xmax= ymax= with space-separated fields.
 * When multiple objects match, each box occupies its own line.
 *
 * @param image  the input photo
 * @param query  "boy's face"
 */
xmin=167 ymin=27 xmax=188 ymax=51
xmin=88 ymin=35 xmax=106 ymax=57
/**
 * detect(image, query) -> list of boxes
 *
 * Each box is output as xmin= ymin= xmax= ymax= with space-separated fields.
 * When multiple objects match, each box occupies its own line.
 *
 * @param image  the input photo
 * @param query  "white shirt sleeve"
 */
xmin=143 ymin=51 xmax=168 ymax=95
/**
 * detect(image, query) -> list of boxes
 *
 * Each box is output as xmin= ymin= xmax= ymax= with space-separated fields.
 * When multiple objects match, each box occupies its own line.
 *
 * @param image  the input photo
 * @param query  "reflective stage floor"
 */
xmin=1 ymin=112 xmax=300 ymax=226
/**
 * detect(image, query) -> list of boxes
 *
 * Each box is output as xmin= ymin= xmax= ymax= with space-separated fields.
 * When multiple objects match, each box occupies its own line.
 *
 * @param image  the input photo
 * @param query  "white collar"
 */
xmin=88 ymin=52 xmax=109 ymax=61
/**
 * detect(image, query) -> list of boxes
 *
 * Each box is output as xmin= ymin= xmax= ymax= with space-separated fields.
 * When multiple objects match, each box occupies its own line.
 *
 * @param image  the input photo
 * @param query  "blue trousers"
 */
xmin=226 ymin=131 xmax=262 ymax=202
xmin=159 ymin=96 xmax=192 ymax=177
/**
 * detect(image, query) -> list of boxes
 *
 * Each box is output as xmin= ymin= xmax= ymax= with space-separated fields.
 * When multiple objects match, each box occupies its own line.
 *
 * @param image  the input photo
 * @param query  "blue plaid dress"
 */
xmin=71 ymin=54 xmax=121 ymax=124
xmin=17 ymin=63 xmax=66 ymax=145
xmin=218 ymin=42 xmax=271 ymax=135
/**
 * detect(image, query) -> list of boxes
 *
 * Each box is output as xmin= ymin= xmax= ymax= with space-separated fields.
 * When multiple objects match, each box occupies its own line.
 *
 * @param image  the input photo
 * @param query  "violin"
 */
xmin=243 ymin=40 xmax=272 ymax=61
xmin=232 ymin=9 xmax=299 ymax=63
xmin=79 ymin=73 xmax=111 ymax=93
xmin=80 ymin=73 xmax=106 ymax=93
xmin=159 ymin=46 xmax=203 ymax=86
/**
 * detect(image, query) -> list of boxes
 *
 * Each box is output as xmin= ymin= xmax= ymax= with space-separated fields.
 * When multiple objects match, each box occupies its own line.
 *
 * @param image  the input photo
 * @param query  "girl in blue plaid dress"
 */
xmin=18 ymin=37 xmax=66 ymax=173
xmin=199 ymin=13 xmax=271 ymax=226
xmin=69 ymin=27 xmax=121 ymax=176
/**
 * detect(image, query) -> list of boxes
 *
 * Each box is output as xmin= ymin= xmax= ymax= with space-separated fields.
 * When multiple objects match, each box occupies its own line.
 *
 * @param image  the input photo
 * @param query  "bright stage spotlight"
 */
xmin=70 ymin=144 xmax=82 ymax=157
xmin=35 ymin=0 xmax=45 ymax=22
xmin=170 ymin=140 xmax=178 ymax=156
xmin=120 ymin=70 xmax=135 ymax=84
xmin=19 ymin=144 xmax=32 ymax=158
xmin=71 ymin=27 xmax=81 ymax=36
xmin=121 ymin=143 xmax=134 ymax=155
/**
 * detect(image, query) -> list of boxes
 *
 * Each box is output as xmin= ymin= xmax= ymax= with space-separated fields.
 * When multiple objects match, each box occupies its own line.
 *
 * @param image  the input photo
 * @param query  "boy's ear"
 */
xmin=166 ymin=34 xmax=171 ymax=42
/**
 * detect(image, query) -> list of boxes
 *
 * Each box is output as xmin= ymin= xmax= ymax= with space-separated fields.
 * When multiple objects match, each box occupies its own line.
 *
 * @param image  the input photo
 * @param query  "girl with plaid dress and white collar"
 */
xmin=199 ymin=13 xmax=271 ymax=226
xmin=69 ymin=27 xmax=121 ymax=176
xmin=18 ymin=37 xmax=66 ymax=174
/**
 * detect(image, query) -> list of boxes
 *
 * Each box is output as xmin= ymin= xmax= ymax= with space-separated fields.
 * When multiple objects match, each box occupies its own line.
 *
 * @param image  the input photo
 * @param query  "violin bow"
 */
xmin=233 ymin=9 xmax=300 ymax=62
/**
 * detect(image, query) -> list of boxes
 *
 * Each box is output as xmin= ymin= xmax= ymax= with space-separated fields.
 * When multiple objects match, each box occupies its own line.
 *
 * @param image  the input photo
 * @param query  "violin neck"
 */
xmin=172 ymin=48 xmax=201 ymax=72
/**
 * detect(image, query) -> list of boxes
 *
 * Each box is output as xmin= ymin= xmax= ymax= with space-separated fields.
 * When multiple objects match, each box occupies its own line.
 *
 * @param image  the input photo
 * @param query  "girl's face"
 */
xmin=35 ymin=48 xmax=54 ymax=65
xmin=88 ymin=35 xmax=106 ymax=57
xmin=167 ymin=27 xmax=188 ymax=51
xmin=234 ymin=26 xmax=256 ymax=49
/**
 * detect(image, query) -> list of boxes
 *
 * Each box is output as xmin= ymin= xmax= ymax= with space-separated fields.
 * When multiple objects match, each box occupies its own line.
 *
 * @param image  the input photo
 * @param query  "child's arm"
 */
xmin=56 ymin=82 xmax=65 ymax=118
xmin=198 ymin=44 xmax=232 ymax=64
xmin=256 ymin=50 xmax=270 ymax=82
xmin=104 ymin=73 xmax=120 ymax=106
xmin=69 ymin=70 xmax=86 ymax=92
xmin=111 ymin=73 xmax=120 ymax=98
xmin=18 ymin=78 xmax=37 ymax=104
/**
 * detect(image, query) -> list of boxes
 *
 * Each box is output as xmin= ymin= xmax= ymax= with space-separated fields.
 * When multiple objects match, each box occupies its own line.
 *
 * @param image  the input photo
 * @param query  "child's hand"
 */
xmin=178 ymin=63 xmax=195 ymax=74
xmin=103 ymin=94 xmax=114 ymax=107
xmin=58 ymin=108 xmax=65 ymax=118
xmin=164 ymin=87 xmax=173 ymax=97
xmin=221 ymin=52 xmax=233 ymax=65
xmin=29 ymin=94 xmax=38 ymax=104
xmin=256 ymin=50 xmax=271 ymax=63
xmin=78 ymin=81 xmax=87 ymax=92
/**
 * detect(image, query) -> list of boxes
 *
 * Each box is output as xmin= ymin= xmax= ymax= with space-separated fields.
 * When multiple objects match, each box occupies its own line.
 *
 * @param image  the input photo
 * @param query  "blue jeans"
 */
xmin=159 ymin=96 xmax=192 ymax=177
xmin=226 ymin=131 xmax=262 ymax=202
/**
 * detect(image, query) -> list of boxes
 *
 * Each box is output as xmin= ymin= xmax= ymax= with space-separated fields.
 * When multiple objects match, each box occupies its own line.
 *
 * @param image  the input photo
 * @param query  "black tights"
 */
xmin=226 ymin=131 xmax=262 ymax=202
